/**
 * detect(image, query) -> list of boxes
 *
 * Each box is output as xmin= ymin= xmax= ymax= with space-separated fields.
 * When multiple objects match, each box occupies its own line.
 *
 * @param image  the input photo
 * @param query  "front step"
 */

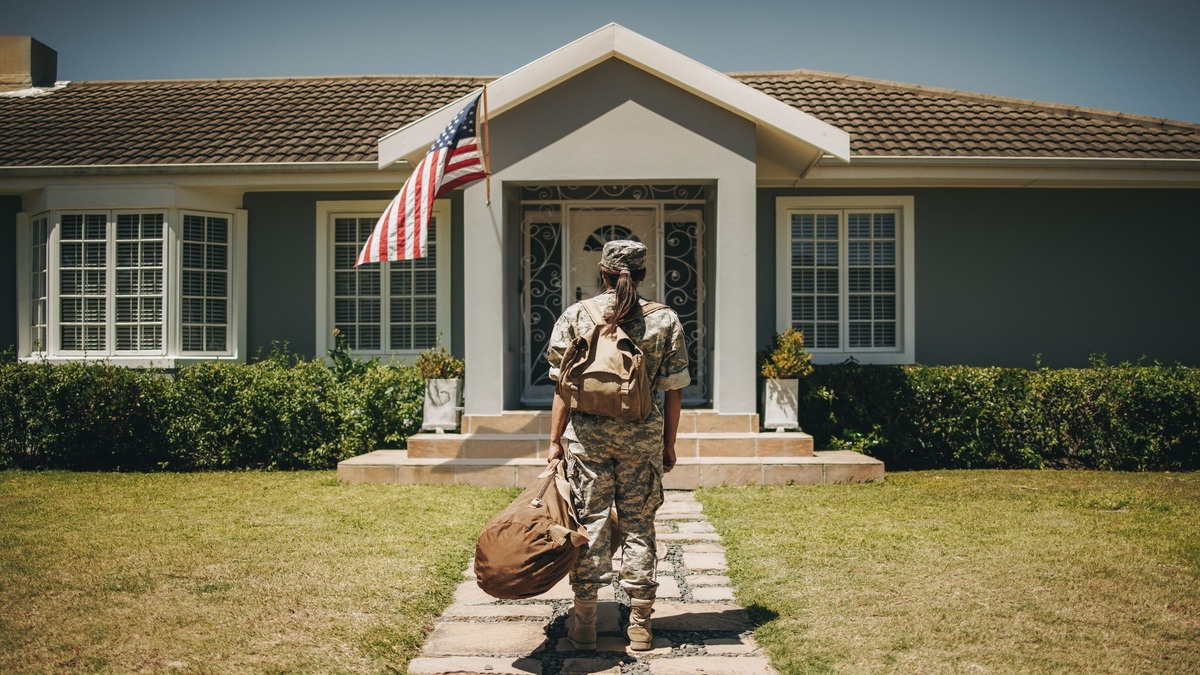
xmin=337 ymin=450 xmax=884 ymax=488
xmin=407 ymin=431 xmax=815 ymax=459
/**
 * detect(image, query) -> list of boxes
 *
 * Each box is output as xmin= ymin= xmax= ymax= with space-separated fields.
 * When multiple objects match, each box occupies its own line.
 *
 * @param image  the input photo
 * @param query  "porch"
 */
xmin=337 ymin=410 xmax=883 ymax=488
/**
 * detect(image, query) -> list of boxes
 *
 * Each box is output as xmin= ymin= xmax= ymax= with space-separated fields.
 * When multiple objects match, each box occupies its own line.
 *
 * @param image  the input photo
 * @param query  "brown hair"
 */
xmin=600 ymin=265 xmax=646 ymax=324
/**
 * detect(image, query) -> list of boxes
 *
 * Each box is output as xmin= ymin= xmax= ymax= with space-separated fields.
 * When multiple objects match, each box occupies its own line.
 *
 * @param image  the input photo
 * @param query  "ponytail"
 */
xmin=600 ymin=265 xmax=646 ymax=324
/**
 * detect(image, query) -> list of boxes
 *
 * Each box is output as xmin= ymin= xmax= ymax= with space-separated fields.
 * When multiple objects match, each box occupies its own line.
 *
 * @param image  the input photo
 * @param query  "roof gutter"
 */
xmin=0 ymin=160 xmax=408 ymax=178
xmin=825 ymin=155 xmax=1200 ymax=169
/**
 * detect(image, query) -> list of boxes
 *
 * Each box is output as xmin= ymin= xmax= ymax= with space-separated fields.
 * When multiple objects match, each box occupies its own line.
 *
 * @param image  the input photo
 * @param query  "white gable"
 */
xmin=376 ymin=23 xmax=850 ymax=174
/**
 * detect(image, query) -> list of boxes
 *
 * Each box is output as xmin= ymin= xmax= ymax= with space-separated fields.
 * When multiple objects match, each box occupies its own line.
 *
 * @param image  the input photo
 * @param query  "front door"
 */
xmin=520 ymin=190 xmax=709 ymax=407
xmin=565 ymin=207 xmax=660 ymax=305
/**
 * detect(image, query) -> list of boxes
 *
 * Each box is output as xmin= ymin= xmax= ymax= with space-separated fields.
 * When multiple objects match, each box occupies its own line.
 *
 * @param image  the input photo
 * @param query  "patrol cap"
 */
xmin=600 ymin=239 xmax=647 ymax=272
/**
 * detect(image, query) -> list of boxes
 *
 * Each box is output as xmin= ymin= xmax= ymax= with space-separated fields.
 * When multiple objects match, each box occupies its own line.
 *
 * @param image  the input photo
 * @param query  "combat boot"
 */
xmin=627 ymin=598 xmax=654 ymax=650
xmin=567 ymin=598 xmax=597 ymax=650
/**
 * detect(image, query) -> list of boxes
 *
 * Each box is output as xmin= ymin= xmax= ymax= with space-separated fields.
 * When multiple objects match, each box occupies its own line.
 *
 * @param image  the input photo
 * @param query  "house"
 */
xmin=3 ymin=26 xmax=1198 ymax=486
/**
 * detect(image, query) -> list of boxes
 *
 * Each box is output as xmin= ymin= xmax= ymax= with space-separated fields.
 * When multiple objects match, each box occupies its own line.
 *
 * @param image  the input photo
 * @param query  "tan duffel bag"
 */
xmin=474 ymin=458 xmax=589 ymax=599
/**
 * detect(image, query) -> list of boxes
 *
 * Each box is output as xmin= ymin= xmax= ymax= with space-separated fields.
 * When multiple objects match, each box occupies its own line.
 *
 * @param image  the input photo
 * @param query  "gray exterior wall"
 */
xmin=758 ymin=187 xmax=1200 ymax=368
xmin=243 ymin=191 xmax=465 ymax=360
xmin=461 ymin=58 xmax=759 ymax=413
xmin=0 ymin=195 xmax=19 ymax=355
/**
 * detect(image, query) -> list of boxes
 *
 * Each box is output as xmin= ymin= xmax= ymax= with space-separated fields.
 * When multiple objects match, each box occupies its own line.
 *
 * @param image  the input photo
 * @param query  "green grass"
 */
xmin=4 ymin=470 xmax=1197 ymax=673
xmin=698 ymin=470 xmax=1200 ymax=674
xmin=0 ymin=471 xmax=516 ymax=673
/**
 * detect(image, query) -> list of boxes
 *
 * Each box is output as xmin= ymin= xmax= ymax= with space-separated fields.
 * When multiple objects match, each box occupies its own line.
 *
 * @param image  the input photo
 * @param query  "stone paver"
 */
xmin=649 ymin=656 xmax=775 ymax=674
xmin=655 ymin=576 xmax=681 ymax=599
xmin=424 ymin=491 xmax=776 ymax=673
xmin=686 ymin=574 xmax=731 ymax=586
xmin=408 ymin=656 xmax=543 ymax=674
xmin=652 ymin=603 xmax=753 ymax=632
xmin=422 ymin=621 xmax=547 ymax=656
xmin=556 ymin=636 xmax=673 ymax=656
xmin=657 ymin=532 xmax=722 ymax=542
xmin=703 ymin=636 xmax=761 ymax=655
xmin=682 ymin=552 xmax=728 ymax=572
xmin=691 ymin=585 xmax=736 ymax=601
xmin=443 ymin=604 xmax=554 ymax=620
xmin=560 ymin=658 xmax=622 ymax=674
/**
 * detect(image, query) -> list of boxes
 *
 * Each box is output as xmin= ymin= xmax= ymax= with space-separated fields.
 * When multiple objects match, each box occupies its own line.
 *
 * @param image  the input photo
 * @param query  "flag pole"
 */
xmin=482 ymin=84 xmax=491 ymax=206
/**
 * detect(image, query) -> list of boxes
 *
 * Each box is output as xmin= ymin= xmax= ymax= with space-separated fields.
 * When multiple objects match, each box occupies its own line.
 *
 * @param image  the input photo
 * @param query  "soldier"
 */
xmin=546 ymin=239 xmax=690 ymax=651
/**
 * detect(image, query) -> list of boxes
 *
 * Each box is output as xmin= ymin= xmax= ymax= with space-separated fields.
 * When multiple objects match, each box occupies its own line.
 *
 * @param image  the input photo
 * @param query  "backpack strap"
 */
xmin=640 ymin=301 xmax=669 ymax=318
xmin=580 ymin=298 xmax=606 ymax=326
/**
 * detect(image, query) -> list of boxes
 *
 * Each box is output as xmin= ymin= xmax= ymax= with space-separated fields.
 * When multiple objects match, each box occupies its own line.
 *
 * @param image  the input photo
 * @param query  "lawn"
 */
xmin=0 ymin=471 xmax=515 ymax=673
xmin=1 ymin=470 xmax=1197 ymax=674
xmin=698 ymin=470 xmax=1200 ymax=674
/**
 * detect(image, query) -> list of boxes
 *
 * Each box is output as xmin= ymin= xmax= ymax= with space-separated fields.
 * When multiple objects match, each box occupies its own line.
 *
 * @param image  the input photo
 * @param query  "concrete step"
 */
xmin=407 ymin=431 xmax=813 ymax=460
xmin=461 ymin=410 xmax=763 ymax=434
xmin=337 ymin=449 xmax=883 ymax=488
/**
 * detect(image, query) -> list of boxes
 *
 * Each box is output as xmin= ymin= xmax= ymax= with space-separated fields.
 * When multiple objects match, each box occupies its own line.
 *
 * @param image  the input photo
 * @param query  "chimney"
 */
xmin=0 ymin=36 xmax=58 ymax=92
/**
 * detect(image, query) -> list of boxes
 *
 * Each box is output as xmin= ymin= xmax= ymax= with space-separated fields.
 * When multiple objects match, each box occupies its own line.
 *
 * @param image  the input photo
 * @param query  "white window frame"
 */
xmin=16 ymin=206 xmax=247 ymax=367
xmin=776 ymin=196 xmax=916 ymax=365
xmin=314 ymin=199 xmax=451 ymax=361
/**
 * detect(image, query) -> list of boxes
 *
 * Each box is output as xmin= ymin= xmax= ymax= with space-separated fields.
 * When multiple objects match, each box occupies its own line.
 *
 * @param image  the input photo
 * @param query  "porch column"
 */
xmin=460 ymin=182 xmax=505 ymax=416
xmin=711 ymin=169 xmax=758 ymax=415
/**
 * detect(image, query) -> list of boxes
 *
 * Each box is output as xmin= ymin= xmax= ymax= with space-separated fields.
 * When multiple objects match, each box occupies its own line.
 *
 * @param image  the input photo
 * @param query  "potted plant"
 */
xmin=416 ymin=345 xmax=465 ymax=432
xmin=758 ymin=327 xmax=813 ymax=431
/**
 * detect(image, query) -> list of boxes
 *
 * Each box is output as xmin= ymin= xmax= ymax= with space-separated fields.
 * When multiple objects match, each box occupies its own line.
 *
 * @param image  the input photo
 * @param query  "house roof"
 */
xmin=1 ymin=68 xmax=1197 ymax=169
xmin=376 ymin=24 xmax=851 ymax=171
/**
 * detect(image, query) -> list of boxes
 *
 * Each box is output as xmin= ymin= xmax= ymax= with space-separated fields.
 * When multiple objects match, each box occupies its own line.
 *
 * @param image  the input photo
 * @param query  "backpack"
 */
xmin=556 ymin=298 xmax=669 ymax=422
xmin=474 ymin=459 xmax=589 ymax=599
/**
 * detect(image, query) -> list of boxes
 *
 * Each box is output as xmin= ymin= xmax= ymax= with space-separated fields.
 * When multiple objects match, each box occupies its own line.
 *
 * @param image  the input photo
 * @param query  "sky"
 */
xmin=6 ymin=0 xmax=1199 ymax=124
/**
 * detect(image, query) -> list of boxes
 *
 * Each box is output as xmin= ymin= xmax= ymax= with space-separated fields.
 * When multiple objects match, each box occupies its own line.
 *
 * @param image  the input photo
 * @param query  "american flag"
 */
xmin=356 ymin=94 xmax=487 ymax=265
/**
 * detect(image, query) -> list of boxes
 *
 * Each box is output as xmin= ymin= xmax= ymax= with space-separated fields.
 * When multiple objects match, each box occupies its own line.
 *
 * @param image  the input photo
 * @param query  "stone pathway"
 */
xmin=408 ymin=491 xmax=776 ymax=674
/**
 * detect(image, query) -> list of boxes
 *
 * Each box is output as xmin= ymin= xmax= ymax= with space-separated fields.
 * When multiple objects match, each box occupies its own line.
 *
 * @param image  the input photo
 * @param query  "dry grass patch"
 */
xmin=698 ymin=470 xmax=1199 ymax=674
xmin=0 ymin=471 xmax=515 ymax=673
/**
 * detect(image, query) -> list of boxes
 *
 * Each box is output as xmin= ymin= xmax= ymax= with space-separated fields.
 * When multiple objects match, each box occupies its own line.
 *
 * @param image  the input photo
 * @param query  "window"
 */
xmin=776 ymin=197 xmax=915 ymax=364
xmin=17 ymin=208 xmax=244 ymax=364
xmin=181 ymin=214 xmax=230 ymax=353
xmin=316 ymin=200 xmax=451 ymax=357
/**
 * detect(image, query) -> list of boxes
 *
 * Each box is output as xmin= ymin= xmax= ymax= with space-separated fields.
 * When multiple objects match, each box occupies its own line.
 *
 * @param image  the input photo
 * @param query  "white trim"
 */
xmin=15 ymin=212 xmax=32 ymax=356
xmin=775 ymin=156 xmax=1200 ymax=188
xmin=234 ymin=209 xmax=248 ymax=361
xmin=776 ymin=196 xmax=916 ymax=365
xmin=314 ymin=199 xmax=451 ymax=362
xmin=377 ymin=23 xmax=850 ymax=168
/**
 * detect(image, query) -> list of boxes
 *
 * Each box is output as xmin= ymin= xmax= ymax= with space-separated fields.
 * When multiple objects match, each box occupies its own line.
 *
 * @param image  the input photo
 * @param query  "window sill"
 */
xmin=810 ymin=352 xmax=915 ymax=366
xmin=20 ymin=355 xmax=242 ymax=368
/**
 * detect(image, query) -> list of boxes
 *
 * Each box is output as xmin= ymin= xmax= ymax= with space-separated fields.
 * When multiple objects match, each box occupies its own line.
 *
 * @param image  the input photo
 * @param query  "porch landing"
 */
xmin=338 ymin=410 xmax=883 ymax=487
xmin=337 ymin=449 xmax=884 ymax=488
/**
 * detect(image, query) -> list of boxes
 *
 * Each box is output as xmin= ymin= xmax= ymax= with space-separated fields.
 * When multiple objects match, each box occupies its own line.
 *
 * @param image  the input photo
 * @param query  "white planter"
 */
xmin=762 ymin=378 xmax=800 ymax=431
xmin=422 ymin=378 xmax=462 ymax=432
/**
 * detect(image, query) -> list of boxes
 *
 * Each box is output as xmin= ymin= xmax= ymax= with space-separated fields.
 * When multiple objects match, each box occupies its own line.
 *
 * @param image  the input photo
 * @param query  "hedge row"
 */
xmin=797 ymin=360 xmax=1200 ymax=471
xmin=0 ymin=353 xmax=425 ymax=471
xmin=3 ymin=357 xmax=1196 ymax=472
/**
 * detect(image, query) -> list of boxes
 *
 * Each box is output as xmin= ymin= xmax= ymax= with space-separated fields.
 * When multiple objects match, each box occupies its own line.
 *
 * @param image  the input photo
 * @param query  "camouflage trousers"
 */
xmin=565 ymin=437 xmax=664 ymax=601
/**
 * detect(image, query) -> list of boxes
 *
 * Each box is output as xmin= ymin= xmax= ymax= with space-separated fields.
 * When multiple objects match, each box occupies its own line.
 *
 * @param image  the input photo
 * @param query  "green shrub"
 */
xmin=0 ymin=355 xmax=428 ymax=471
xmin=798 ymin=360 xmax=1200 ymax=471
xmin=0 ymin=360 xmax=170 ymax=470
xmin=165 ymin=354 xmax=348 ymax=470
xmin=340 ymin=361 xmax=425 ymax=456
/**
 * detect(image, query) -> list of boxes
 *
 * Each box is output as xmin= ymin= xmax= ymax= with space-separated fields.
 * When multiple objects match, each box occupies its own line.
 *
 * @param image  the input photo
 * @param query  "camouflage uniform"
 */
xmin=547 ymin=290 xmax=690 ymax=601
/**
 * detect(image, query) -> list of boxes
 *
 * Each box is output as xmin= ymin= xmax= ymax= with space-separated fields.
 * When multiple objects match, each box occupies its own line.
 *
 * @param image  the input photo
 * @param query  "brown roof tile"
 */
xmin=1 ymin=70 xmax=1197 ymax=168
